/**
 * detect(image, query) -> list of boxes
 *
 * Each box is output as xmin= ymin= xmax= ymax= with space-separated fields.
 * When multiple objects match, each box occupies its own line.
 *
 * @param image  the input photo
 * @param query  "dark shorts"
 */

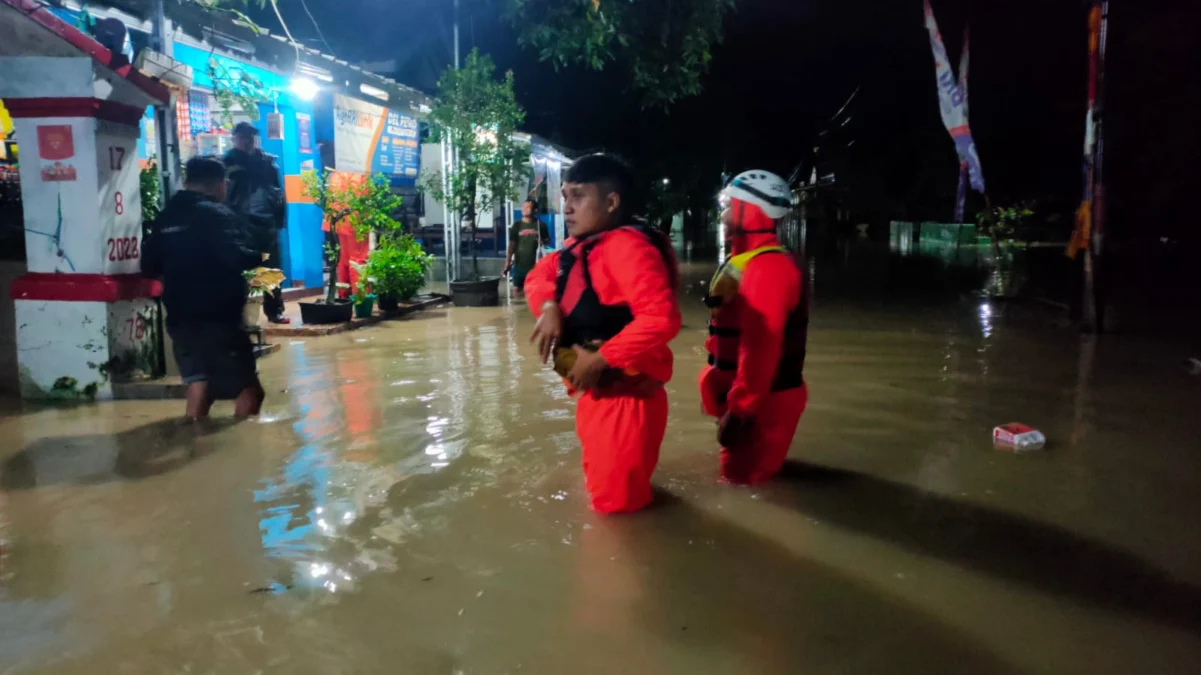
xmin=169 ymin=322 xmax=258 ymax=400
xmin=510 ymin=266 xmax=531 ymax=290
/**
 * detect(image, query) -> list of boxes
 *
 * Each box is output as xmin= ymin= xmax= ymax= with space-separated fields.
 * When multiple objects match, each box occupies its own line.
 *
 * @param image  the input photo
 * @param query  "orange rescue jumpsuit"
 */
xmin=699 ymin=200 xmax=810 ymax=484
xmin=526 ymin=226 xmax=681 ymax=513
xmin=320 ymin=171 xmax=370 ymax=299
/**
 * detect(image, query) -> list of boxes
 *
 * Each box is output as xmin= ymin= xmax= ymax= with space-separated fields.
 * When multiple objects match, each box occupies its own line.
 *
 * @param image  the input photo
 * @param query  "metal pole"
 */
xmin=453 ymin=0 xmax=461 ymax=69
xmin=150 ymin=0 xmax=180 ymax=200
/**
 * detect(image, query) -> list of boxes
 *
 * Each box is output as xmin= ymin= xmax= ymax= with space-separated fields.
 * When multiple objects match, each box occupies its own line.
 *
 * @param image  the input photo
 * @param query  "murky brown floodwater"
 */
xmin=2 ymin=263 xmax=1200 ymax=674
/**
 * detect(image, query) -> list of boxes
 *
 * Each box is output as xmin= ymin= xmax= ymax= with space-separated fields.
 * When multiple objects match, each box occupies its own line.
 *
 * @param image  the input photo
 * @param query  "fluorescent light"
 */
xmin=360 ymin=83 xmax=388 ymax=102
xmin=290 ymin=77 xmax=319 ymax=101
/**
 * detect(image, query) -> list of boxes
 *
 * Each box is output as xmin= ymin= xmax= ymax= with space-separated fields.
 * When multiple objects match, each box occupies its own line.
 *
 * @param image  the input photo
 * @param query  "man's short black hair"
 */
xmin=564 ymin=153 xmax=634 ymax=203
xmin=232 ymin=121 xmax=259 ymax=137
xmin=184 ymin=156 xmax=226 ymax=188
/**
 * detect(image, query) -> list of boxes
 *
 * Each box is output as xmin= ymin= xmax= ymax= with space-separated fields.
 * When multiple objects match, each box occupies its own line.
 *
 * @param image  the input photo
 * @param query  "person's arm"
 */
xmin=539 ymin=221 xmax=551 ymax=247
xmin=504 ymin=224 xmax=518 ymax=273
xmin=725 ymin=255 xmax=801 ymax=417
xmin=523 ymin=251 xmax=560 ymax=318
xmin=595 ymin=231 xmax=682 ymax=370
xmin=212 ymin=205 xmax=266 ymax=271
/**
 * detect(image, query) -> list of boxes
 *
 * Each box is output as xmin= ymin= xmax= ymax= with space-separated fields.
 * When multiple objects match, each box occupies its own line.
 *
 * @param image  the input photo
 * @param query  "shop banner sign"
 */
xmin=923 ymin=0 xmax=985 ymax=194
xmin=333 ymin=94 xmax=419 ymax=183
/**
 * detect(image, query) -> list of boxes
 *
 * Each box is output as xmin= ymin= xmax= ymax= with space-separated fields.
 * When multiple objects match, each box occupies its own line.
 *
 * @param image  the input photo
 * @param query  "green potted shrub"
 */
xmin=365 ymin=234 xmax=433 ymax=312
xmin=349 ymin=261 xmax=376 ymax=319
xmin=242 ymin=267 xmax=285 ymax=328
xmin=300 ymin=169 xmax=404 ymax=324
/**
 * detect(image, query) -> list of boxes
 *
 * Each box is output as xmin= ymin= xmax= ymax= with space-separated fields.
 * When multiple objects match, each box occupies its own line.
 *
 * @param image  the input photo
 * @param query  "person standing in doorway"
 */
xmin=525 ymin=154 xmax=681 ymax=514
xmin=700 ymin=170 xmax=810 ymax=484
xmin=224 ymin=122 xmax=290 ymax=324
xmin=503 ymin=199 xmax=550 ymax=291
xmin=141 ymin=157 xmax=266 ymax=419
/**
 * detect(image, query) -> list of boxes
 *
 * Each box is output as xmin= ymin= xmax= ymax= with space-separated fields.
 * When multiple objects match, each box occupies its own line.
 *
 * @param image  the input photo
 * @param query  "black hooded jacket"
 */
xmin=141 ymin=190 xmax=263 ymax=327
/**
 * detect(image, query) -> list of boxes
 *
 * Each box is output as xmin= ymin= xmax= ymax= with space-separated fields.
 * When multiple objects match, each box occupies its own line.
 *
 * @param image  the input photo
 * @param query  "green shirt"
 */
xmin=510 ymin=219 xmax=549 ymax=269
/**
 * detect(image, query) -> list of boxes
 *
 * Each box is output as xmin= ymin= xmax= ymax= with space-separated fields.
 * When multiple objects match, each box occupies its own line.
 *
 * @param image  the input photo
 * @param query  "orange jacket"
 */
xmin=525 ymin=227 xmax=681 ymax=384
xmin=722 ymin=203 xmax=806 ymax=417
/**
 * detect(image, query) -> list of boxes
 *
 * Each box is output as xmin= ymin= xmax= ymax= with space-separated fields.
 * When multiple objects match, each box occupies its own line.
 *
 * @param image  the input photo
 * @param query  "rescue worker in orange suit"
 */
xmin=525 ymin=154 xmax=681 ymax=514
xmin=700 ymin=170 xmax=810 ymax=484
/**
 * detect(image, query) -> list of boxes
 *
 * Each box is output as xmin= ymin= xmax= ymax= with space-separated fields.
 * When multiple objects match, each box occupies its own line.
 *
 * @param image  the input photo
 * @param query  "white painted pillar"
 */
xmin=2 ymin=45 xmax=168 ymax=399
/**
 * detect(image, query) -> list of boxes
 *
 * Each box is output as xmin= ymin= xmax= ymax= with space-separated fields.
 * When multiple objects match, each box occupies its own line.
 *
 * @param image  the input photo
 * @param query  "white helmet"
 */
xmin=720 ymin=170 xmax=792 ymax=220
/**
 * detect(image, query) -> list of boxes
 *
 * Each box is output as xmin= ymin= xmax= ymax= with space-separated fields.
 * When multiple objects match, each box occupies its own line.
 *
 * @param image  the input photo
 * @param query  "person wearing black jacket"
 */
xmin=142 ymin=156 xmax=266 ymax=419
xmin=224 ymin=122 xmax=290 ymax=324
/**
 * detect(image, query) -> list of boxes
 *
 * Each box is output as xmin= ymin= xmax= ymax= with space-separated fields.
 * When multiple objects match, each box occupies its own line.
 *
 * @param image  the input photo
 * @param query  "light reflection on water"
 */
xmin=4 ymin=273 xmax=1201 ymax=673
xmin=253 ymin=308 xmax=529 ymax=596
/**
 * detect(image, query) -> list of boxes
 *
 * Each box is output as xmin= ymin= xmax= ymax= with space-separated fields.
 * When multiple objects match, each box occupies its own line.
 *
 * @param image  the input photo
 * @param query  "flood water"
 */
xmin=2 ymin=263 xmax=1200 ymax=674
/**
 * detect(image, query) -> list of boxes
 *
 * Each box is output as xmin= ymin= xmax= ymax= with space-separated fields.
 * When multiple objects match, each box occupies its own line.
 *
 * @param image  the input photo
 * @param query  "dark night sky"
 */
xmin=273 ymin=0 xmax=1198 ymax=237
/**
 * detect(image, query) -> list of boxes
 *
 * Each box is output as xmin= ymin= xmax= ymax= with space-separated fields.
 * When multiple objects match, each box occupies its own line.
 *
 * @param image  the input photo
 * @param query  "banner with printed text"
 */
xmin=333 ymin=93 xmax=420 ymax=184
xmin=924 ymin=0 xmax=985 ymax=195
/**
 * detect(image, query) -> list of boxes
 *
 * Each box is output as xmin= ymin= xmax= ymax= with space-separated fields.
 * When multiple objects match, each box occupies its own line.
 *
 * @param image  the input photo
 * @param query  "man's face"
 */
xmin=233 ymin=133 xmax=254 ymax=152
xmin=521 ymin=201 xmax=535 ymax=219
xmin=562 ymin=182 xmax=616 ymax=239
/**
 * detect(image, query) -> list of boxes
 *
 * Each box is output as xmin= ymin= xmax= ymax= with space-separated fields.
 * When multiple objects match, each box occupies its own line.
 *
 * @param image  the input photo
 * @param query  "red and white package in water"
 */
xmin=993 ymin=423 xmax=1046 ymax=452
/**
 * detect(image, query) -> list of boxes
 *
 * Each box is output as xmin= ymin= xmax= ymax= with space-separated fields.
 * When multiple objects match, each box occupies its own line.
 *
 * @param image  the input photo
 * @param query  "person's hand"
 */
xmin=503 ymin=260 xmax=513 ymax=275
xmin=261 ymin=252 xmax=271 ymax=261
xmin=566 ymin=345 xmax=609 ymax=391
xmin=718 ymin=413 xmax=753 ymax=449
xmin=530 ymin=302 xmax=563 ymax=363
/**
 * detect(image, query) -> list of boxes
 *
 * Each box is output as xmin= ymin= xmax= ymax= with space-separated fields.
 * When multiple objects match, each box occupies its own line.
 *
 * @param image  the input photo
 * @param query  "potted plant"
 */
xmin=349 ymin=261 xmax=376 ymax=319
xmin=242 ymin=266 xmax=286 ymax=328
xmin=365 ymin=234 xmax=434 ymax=311
xmin=299 ymin=169 xmax=404 ymax=324
xmin=420 ymin=49 xmax=529 ymax=307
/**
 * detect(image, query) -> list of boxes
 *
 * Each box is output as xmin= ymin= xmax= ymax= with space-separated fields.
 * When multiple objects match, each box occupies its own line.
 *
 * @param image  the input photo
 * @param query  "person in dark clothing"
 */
xmin=142 ymin=157 xmax=266 ymax=420
xmin=224 ymin=122 xmax=290 ymax=324
xmin=503 ymin=199 xmax=551 ymax=290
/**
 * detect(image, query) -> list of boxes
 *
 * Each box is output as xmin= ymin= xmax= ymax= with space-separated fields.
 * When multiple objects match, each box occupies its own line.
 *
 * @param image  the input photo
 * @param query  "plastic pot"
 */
xmin=449 ymin=277 xmax=501 ymax=307
xmin=299 ymin=299 xmax=353 ymax=325
xmin=377 ymin=294 xmax=400 ymax=312
xmin=243 ymin=295 xmax=264 ymax=328
xmin=354 ymin=295 xmax=376 ymax=319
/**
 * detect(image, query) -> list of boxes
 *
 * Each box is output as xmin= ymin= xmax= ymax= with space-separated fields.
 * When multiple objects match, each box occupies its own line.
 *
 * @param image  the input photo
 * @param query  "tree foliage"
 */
xmin=506 ymin=0 xmax=736 ymax=109
xmin=302 ymin=170 xmax=404 ymax=301
xmin=420 ymin=49 xmax=529 ymax=280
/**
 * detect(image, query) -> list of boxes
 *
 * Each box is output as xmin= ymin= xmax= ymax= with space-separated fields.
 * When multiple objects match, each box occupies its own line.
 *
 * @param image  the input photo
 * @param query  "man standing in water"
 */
xmin=700 ymin=170 xmax=809 ymax=484
xmin=525 ymin=154 xmax=681 ymax=513
xmin=142 ymin=157 xmax=267 ymax=419
xmin=503 ymin=199 xmax=550 ymax=291
xmin=224 ymin=122 xmax=290 ymax=324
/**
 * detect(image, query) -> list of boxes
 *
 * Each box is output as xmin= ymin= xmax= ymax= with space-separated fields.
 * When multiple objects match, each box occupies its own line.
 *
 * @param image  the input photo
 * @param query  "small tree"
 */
xmin=302 ymin=169 xmax=404 ymax=303
xmin=420 ymin=49 xmax=529 ymax=282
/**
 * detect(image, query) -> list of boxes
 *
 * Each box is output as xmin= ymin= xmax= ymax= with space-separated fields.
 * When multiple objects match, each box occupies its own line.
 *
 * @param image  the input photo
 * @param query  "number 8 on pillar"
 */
xmin=98 ymin=130 xmax=140 ymax=275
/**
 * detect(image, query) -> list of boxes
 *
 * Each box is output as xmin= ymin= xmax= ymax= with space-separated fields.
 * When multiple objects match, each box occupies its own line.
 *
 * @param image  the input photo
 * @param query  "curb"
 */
xmin=263 ymin=294 xmax=450 ymax=338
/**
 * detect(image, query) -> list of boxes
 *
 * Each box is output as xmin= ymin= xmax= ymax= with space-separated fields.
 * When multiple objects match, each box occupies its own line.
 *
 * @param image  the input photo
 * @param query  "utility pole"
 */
xmin=443 ymin=0 xmax=462 ymax=283
xmin=149 ymin=0 xmax=180 ymax=202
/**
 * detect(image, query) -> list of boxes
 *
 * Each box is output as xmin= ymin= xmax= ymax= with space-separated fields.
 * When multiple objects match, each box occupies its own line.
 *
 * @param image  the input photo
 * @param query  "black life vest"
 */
xmin=555 ymin=225 xmax=675 ymax=348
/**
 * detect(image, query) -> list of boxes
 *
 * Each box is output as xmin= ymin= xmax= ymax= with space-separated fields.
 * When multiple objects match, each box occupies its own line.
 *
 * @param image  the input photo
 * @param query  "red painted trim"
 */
xmin=10 ymin=273 xmax=162 ymax=302
xmin=1 ymin=0 xmax=169 ymax=105
xmin=4 ymin=97 xmax=145 ymax=126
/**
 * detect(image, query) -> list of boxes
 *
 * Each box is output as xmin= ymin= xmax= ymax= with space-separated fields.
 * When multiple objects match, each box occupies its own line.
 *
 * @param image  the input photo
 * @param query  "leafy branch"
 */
xmin=505 ymin=0 xmax=736 ymax=109
xmin=302 ymin=169 xmax=404 ymax=302
xmin=207 ymin=58 xmax=271 ymax=128
xmin=419 ymin=49 xmax=529 ymax=280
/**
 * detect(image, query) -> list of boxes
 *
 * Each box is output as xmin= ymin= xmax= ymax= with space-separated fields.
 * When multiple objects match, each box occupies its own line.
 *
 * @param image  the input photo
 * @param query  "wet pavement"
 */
xmin=2 ymin=263 xmax=1200 ymax=674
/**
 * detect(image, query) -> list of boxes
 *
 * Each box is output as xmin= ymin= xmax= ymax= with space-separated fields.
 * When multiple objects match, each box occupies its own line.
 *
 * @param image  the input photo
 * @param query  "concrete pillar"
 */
xmin=1 ymin=4 xmax=170 ymax=400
